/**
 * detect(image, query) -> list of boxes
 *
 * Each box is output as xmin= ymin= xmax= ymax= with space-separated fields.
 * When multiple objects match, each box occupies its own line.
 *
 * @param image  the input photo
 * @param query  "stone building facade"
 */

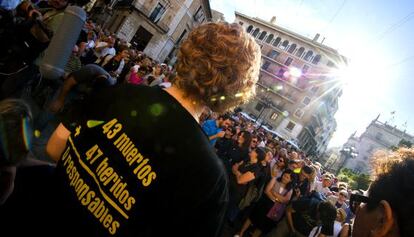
xmin=235 ymin=12 xmax=347 ymax=156
xmin=340 ymin=115 xmax=414 ymax=174
xmin=98 ymin=0 xmax=212 ymax=62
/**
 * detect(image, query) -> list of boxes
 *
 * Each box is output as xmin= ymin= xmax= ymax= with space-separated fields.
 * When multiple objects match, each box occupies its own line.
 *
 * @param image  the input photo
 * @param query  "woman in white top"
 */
xmin=236 ymin=169 xmax=294 ymax=237
xmin=308 ymin=208 xmax=348 ymax=237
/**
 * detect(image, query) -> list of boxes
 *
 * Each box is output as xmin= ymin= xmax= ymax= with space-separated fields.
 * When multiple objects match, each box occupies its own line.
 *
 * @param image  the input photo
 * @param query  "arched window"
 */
xmin=247 ymin=25 xmax=253 ymax=33
xmin=312 ymin=54 xmax=321 ymax=64
xmin=266 ymin=34 xmax=274 ymax=43
xmin=258 ymin=31 xmax=267 ymax=40
xmin=288 ymin=43 xmax=296 ymax=53
xmin=280 ymin=40 xmax=289 ymax=49
xmin=252 ymin=28 xmax=260 ymax=37
xmin=304 ymin=50 xmax=313 ymax=61
xmin=296 ymin=47 xmax=305 ymax=57
xmin=273 ymin=37 xmax=281 ymax=47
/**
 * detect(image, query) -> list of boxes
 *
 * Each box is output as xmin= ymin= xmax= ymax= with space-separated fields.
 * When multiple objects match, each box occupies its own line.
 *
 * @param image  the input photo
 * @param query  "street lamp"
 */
xmin=337 ymin=146 xmax=358 ymax=174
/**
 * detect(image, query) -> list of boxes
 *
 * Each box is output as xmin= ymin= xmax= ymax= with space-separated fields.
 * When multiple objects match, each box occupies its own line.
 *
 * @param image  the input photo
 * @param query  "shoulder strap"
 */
xmin=98 ymin=54 xmax=112 ymax=66
xmin=313 ymin=226 xmax=322 ymax=237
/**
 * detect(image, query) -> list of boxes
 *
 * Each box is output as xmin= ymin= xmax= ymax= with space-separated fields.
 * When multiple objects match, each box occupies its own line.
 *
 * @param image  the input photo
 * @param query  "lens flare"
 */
xmin=21 ymin=117 xmax=32 ymax=151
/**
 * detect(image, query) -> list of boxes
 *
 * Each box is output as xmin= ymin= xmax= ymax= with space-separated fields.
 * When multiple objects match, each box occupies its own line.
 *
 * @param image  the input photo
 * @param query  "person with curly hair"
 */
xmin=351 ymin=148 xmax=414 ymax=237
xmin=45 ymin=22 xmax=261 ymax=237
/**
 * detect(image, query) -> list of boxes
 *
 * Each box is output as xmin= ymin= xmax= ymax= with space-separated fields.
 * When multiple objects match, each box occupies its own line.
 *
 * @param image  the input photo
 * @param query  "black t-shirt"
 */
xmin=0 ymin=165 xmax=56 ymax=236
xmin=292 ymin=196 xmax=333 ymax=236
xmin=229 ymin=161 xmax=261 ymax=203
xmin=50 ymin=85 xmax=228 ymax=237
xmin=215 ymin=137 xmax=234 ymax=159
xmin=228 ymin=143 xmax=249 ymax=165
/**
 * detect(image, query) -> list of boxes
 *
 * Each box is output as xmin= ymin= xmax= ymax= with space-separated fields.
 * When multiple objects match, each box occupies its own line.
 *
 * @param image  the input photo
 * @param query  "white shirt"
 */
xmin=314 ymin=181 xmax=332 ymax=196
xmin=308 ymin=221 xmax=342 ymax=237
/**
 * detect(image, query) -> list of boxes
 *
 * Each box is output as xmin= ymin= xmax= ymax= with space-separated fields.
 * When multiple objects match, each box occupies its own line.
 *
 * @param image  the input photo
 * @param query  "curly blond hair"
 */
xmin=175 ymin=22 xmax=261 ymax=113
xmin=370 ymin=148 xmax=414 ymax=178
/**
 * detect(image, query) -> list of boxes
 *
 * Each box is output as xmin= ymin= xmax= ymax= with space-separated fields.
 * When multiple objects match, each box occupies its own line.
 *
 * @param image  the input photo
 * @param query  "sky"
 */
xmin=210 ymin=0 xmax=414 ymax=147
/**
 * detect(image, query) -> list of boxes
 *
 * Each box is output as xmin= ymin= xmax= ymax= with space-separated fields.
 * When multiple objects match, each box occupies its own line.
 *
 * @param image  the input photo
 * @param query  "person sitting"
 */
xmin=352 ymin=148 xmax=414 ymax=237
xmin=48 ymin=64 xmax=115 ymax=113
xmin=96 ymin=46 xmax=130 ymax=78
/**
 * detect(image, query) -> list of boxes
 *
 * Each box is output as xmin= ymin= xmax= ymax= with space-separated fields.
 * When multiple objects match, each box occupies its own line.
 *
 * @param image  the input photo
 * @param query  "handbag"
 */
xmin=266 ymin=200 xmax=286 ymax=222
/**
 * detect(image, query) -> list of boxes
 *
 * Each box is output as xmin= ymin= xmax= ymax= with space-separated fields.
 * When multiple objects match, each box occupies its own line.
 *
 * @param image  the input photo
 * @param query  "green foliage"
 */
xmin=337 ymin=168 xmax=370 ymax=190
xmin=391 ymin=139 xmax=412 ymax=151
xmin=398 ymin=139 xmax=412 ymax=148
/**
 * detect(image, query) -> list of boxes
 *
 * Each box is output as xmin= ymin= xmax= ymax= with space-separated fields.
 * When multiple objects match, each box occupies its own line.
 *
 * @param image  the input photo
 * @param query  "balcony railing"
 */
xmin=260 ymin=68 xmax=305 ymax=93
xmin=256 ymin=81 xmax=296 ymax=104
xmin=131 ymin=1 xmax=169 ymax=33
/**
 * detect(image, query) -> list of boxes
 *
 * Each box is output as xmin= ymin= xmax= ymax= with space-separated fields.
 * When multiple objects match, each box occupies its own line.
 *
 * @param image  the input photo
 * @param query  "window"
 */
xmin=194 ymin=6 xmax=205 ymax=22
xmin=302 ymin=96 xmax=311 ymax=105
xmin=286 ymin=121 xmax=296 ymax=131
xmin=273 ymin=37 xmax=281 ymax=47
xmin=277 ymin=68 xmax=286 ymax=78
xmin=267 ymin=50 xmax=280 ymax=59
xmin=327 ymin=60 xmax=336 ymax=68
xmin=310 ymin=86 xmax=319 ymax=94
xmin=270 ymin=112 xmax=278 ymax=120
xmin=375 ymin=132 xmax=383 ymax=140
xmin=239 ymin=21 xmax=244 ymax=25
xmin=288 ymin=43 xmax=296 ymax=53
xmin=176 ymin=29 xmax=187 ymax=45
xmin=247 ymin=25 xmax=253 ymax=33
xmin=280 ymin=40 xmax=289 ymax=50
xmin=312 ymin=54 xmax=321 ymax=65
xmin=262 ymin=61 xmax=270 ymax=70
xmin=296 ymin=47 xmax=305 ymax=57
xmin=255 ymin=103 xmax=264 ymax=111
xmin=258 ymin=31 xmax=267 ymax=40
xmin=304 ymin=50 xmax=313 ymax=61
xmin=266 ymin=34 xmax=274 ymax=43
xmin=302 ymin=65 xmax=310 ymax=74
xmin=149 ymin=3 xmax=166 ymax=23
xmin=294 ymin=109 xmax=304 ymax=118
xmin=252 ymin=28 xmax=260 ymax=37
xmin=284 ymin=57 xmax=293 ymax=66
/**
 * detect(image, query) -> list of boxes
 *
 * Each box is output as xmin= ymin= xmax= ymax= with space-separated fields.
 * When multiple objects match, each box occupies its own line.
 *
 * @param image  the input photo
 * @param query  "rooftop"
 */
xmin=235 ymin=11 xmax=347 ymax=63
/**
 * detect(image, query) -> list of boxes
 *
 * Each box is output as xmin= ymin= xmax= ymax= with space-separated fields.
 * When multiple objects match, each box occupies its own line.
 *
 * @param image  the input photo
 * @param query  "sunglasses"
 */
xmin=349 ymin=194 xmax=379 ymax=214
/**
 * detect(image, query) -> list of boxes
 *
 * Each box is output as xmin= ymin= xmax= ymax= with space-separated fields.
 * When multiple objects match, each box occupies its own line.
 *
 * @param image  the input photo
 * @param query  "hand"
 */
xmin=28 ymin=9 xmax=42 ymax=20
xmin=216 ymin=131 xmax=225 ymax=138
xmin=294 ymin=188 xmax=301 ymax=197
xmin=232 ymin=163 xmax=239 ymax=173
xmin=49 ymin=100 xmax=64 ymax=113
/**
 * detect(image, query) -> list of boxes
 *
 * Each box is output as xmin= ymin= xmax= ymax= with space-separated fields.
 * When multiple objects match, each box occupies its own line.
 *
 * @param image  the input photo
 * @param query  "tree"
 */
xmin=398 ymin=139 xmax=412 ymax=148
xmin=391 ymin=139 xmax=412 ymax=151
xmin=337 ymin=168 xmax=370 ymax=190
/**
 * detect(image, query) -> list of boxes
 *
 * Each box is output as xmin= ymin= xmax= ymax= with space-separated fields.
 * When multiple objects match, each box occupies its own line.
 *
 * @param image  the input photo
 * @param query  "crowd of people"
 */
xmin=0 ymin=1 xmax=414 ymax=237
xmin=1 ymin=0 xmax=174 ymax=103
xmin=201 ymin=112 xmax=356 ymax=237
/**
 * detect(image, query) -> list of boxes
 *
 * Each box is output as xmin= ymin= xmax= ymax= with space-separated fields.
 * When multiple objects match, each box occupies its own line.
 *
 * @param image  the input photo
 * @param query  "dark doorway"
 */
xmin=131 ymin=26 xmax=153 ymax=51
